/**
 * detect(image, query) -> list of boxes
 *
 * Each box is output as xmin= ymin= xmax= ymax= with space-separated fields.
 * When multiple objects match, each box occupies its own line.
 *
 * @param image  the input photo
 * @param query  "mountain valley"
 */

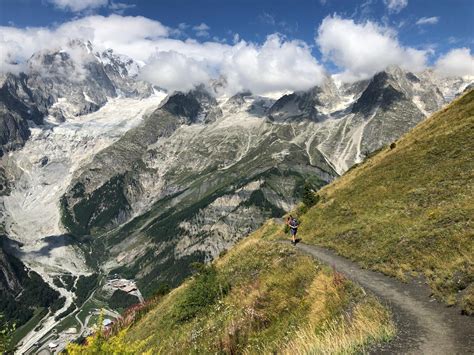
xmin=0 ymin=40 xmax=472 ymax=351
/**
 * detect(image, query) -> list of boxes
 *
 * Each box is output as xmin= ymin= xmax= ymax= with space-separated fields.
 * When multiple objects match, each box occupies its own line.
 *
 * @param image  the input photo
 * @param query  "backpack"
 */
xmin=290 ymin=218 xmax=299 ymax=228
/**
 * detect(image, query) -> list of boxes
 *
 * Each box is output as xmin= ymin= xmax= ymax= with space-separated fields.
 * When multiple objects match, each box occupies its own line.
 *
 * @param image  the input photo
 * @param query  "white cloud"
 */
xmin=57 ymin=15 xmax=169 ymax=61
xmin=232 ymin=33 xmax=240 ymax=44
xmin=259 ymin=13 xmax=276 ymax=26
xmin=139 ymin=51 xmax=211 ymax=92
xmin=0 ymin=15 xmax=326 ymax=95
xmin=383 ymin=0 xmax=408 ymax=13
xmin=178 ymin=23 xmax=189 ymax=31
xmin=221 ymin=35 xmax=326 ymax=95
xmin=192 ymin=23 xmax=210 ymax=37
xmin=5 ymin=14 xmax=466 ymax=95
xmin=316 ymin=15 xmax=427 ymax=82
xmin=109 ymin=1 xmax=136 ymax=14
xmin=0 ymin=15 xmax=169 ymax=73
xmin=193 ymin=23 xmax=210 ymax=31
xmin=139 ymin=34 xmax=325 ymax=95
xmin=416 ymin=17 xmax=439 ymax=25
xmin=434 ymin=48 xmax=474 ymax=77
xmin=48 ymin=0 xmax=108 ymax=12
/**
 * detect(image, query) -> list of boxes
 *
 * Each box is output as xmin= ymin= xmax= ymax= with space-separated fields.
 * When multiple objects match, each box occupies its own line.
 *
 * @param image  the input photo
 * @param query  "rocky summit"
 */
xmin=0 ymin=40 xmax=153 ymax=157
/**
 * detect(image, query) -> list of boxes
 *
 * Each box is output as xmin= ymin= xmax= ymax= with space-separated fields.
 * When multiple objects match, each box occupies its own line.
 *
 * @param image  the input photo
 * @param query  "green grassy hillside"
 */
xmin=66 ymin=89 xmax=472 ymax=353
xmin=68 ymin=222 xmax=394 ymax=354
xmin=296 ymin=89 xmax=473 ymax=313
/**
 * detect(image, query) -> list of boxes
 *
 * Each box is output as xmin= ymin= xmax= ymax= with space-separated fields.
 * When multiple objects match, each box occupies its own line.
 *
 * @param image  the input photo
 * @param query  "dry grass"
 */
xmin=282 ymin=300 xmax=394 ymax=355
xmin=292 ymin=89 xmax=474 ymax=311
xmin=72 ymin=221 xmax=395 ymax=353
xmin=279 ymin=270 xmax=395 ymax=355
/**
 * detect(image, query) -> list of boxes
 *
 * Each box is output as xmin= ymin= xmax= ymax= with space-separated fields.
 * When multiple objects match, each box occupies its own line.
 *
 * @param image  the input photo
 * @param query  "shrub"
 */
xmin=302 ymin=181 xmax=320 ymax=208
xmin=153 ymin=282 xmax=171 ymax=297
xmin=0 ymin=314 xmax=15 ymax=353
xmin=108 ymin=290 xmax=139 ymax=311
xmin=390 ymin=142 xmax=396 ymax=150
xmin=66 ymin=312 xmax=149 ymax=355
xmin=172 ymin=264 xmax=230 ymax=322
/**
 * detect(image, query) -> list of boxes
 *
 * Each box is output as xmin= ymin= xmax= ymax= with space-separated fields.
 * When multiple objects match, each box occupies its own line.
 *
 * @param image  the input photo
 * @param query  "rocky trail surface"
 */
xmin=289 ymin=241 xmax=474 ymax=354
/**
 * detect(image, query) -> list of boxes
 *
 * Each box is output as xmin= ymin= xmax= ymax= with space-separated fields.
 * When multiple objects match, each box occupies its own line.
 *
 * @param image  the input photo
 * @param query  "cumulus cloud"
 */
xmin=416 ymin=16 xmax=439 ymax=25
xmin=57 ymin=15 xmax=169 ymax=61
xmin=139 ymin=51 xmax=211 ymax=92
xmin=0 ymin=26 xmax=68 ymax=73
xmin=316 ymin=15 xmax=428 ymax=82
xmin=383 ymin=0 xmax=408 ymax=13
xmin=221 ymin=35 xmax=325 ymax=95
xmin=48 ymin=0 xmax=108 ymax=12
xmin=139 ymin=34 xmax=325 ymax=95
xmin=0 ymin=15 xmax=326 ymax=95
xmin=109 ymin=1 xmax=136 ymax=14
xmin=0 ymin=14 xmax=169 ymax=72
xmin=3 ymin=13 xmax=467 ymax=95
xmin=192 ymin=23 xmax=210 ymax=38
xmin=434 ymin=48 xmax=474 ymax=77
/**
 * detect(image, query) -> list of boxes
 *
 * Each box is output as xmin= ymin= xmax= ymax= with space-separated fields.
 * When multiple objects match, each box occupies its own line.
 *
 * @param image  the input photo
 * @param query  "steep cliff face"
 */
xmin=268 ymin=77 xmax=348 ymax=122
xmin=0 ymin=40 xmax=153 ymax=156
xmin=268 ymin=66 xmax=471 ymax=173
xmin=0 ymin=73 xmax=43 ymax=156
xmin=0 ymin=245 xmax=22 ymax=295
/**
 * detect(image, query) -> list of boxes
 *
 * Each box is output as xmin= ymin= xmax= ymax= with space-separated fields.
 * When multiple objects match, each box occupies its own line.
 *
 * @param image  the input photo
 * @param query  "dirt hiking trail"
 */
xmin=290 ymin=241 xmax=474 ymax=354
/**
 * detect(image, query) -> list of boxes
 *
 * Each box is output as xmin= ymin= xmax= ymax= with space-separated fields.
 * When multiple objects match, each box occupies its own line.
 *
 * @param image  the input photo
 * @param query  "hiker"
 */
xmin=287 ymin=215 xmax=299 ymax=245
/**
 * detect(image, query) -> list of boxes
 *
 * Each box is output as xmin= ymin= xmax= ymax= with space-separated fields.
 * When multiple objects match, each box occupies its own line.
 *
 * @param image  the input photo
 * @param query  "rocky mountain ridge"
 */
xmin=55 ymin=66 xmax=471 ymax=295
xmin=0 ymin=42 xmax=472 ymax=342
xmin=0 ymin=40 xmax=153 ymax=156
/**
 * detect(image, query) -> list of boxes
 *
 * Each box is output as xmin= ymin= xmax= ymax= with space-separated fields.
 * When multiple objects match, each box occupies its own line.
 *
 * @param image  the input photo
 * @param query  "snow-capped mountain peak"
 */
xmin=24 ymin=39 xmax=154 ymax=121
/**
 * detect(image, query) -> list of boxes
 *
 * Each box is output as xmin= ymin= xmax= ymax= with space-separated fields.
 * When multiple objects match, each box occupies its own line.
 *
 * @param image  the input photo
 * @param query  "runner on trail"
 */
xmin=287 ymin=215 xmax=299 ymax=245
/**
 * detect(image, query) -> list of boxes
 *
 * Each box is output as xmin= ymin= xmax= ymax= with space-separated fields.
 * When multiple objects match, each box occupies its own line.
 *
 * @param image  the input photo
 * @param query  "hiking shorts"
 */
xmin=290 ymin=228 xmax=297 ymax=236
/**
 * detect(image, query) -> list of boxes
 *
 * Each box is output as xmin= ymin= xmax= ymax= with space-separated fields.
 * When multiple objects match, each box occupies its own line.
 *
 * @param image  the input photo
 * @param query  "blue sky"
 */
xmin=0 ymin=0 xmax=473 ymax=93
xmin=1 ymin=0 xmax=472 ymax=55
